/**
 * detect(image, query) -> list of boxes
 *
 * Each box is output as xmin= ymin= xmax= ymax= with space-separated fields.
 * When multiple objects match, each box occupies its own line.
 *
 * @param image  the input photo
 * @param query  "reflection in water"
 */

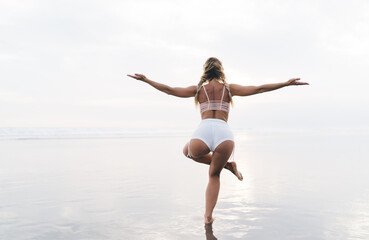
xmin=205 ymin=223 xmax=218 ymax=240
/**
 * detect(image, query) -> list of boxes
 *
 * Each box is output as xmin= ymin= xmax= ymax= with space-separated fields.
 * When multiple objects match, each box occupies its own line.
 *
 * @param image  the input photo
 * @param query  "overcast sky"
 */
xmin=1 ymin=0 xmax=368 ymax=130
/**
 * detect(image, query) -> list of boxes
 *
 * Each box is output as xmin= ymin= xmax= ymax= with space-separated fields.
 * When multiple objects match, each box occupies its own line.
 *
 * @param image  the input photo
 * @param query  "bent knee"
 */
xmin=183 ymin=144 xmax=191 ymax=158
xmin=183 ymin=147 xmax=188 ymax=156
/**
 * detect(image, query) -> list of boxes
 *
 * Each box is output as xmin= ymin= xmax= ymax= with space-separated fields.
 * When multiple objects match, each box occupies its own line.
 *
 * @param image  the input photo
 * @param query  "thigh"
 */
xmin=209 ymin=140 xmax=234 ymax=176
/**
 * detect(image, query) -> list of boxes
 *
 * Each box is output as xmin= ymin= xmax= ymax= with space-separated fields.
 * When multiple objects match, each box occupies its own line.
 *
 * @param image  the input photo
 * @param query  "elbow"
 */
xmin=164 ymin=86 xmax=174 ymax=95
xmin=255 ymin=86 xmax=265 ymax=94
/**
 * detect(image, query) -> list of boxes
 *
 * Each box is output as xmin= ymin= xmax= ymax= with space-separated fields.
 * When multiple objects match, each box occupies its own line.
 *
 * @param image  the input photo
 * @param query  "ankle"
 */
xmin=224 ymin=162 xmax=230 ymax=170
xmin=204 ymin=215 xmax=213 ymax=223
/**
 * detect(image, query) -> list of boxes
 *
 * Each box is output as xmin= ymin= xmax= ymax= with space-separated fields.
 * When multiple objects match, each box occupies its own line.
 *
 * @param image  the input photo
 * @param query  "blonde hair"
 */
xmin=195 ymin=57 xmax=233 ymax=105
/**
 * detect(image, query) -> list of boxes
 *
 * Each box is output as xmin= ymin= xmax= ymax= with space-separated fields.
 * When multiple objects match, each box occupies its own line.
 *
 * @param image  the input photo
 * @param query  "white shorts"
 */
xmin=190 ymin=118 xmax=234 ymax=152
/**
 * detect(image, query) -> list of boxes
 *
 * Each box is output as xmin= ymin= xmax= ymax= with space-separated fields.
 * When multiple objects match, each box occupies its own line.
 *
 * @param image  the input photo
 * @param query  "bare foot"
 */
xmin=205 ymin=221 xmax=218 ymax=240
xmin=226 ymin=161 xmax=243 ymax=181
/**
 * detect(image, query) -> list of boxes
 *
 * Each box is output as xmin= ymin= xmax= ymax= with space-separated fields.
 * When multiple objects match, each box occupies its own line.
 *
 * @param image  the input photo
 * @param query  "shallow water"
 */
xmin=0 ymin=130 xmax=368 ymax=239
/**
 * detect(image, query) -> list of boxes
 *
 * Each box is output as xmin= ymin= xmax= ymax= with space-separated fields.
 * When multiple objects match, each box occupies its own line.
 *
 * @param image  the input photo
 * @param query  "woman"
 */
xmin=128 ymin=57 xmax=308 ymax=224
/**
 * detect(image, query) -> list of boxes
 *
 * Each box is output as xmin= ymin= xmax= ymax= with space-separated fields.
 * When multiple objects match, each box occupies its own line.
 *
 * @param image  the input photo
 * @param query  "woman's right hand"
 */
xmin=127 ymin=73 xmax=148 ymax=82
xmin=285 ymin=78 xmax=309 ymax=86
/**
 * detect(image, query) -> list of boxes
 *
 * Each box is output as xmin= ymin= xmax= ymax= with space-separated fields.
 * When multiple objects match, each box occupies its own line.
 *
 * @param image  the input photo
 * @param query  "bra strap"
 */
xmin=203 ymin=85 xmax=210 ymax=101
xmin=220 ymin=86 xmax=226 ymax=101
xmin=203 ymin=86 xmax=210 ymax=111
xmin=220 ymin=86 xmax=226 ymax=110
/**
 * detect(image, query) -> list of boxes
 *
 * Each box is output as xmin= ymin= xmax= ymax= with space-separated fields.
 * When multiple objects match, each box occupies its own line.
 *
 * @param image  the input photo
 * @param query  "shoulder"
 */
xmin=229 ymin=83 xmax=240 ymax=95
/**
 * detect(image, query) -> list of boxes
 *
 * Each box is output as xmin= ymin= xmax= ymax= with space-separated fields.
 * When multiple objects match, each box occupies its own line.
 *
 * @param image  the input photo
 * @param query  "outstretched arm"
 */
xmin=127 ymin=73 xmax=197 ymax=98
xmin=230 ymin=78 xmax=309 ymax=96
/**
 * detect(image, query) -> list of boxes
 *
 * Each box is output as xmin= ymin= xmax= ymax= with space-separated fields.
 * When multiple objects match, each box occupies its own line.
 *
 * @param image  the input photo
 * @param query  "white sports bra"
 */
xmin=199 ymin=85 xmax=230 ymax=113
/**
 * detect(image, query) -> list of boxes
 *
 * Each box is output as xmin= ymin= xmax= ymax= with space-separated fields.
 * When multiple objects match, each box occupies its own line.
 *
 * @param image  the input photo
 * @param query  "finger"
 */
xmin=127 ymin=75 xmax=139 ymax=79
xmin=294 ymin=81 xmax=309 ymax=85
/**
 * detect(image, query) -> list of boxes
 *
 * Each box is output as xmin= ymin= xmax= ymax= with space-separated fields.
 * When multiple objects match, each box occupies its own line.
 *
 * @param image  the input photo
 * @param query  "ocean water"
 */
xmin=0 ymin=128 xmax=368 ymax=239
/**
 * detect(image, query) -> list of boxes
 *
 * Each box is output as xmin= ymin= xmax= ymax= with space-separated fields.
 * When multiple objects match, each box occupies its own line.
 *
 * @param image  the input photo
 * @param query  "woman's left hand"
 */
xmin=286 ymin=78 xmax=309 ymax=86
xmin=127 ymin=73 xmax=148 ymax=82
